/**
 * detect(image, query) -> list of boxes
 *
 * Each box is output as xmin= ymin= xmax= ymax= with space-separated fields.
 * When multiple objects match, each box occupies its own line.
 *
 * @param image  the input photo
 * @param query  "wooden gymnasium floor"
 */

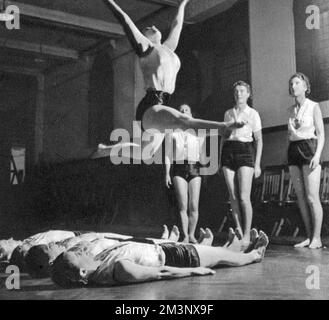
xmin=0 ymin=245 xmax=329 ymax=300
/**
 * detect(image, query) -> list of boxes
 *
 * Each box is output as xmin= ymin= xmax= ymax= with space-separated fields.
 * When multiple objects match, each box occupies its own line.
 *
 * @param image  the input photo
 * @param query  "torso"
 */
xmin=91 ymin=242 xmax=165 ymax=285
xmin=287 ymin=98 xmax=317 ymax=141
xmin=224 ymin=106 xmax=262 ymax=142
xmin=139 ymin=44 xmax=181 ymax=94
xmin=172 ymin=130 xmax=204 ymax=162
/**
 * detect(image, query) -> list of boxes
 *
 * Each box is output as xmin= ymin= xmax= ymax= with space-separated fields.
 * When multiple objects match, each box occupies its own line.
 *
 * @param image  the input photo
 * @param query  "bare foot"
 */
xmin=161 ymin=225 xmax=169 ymax=240
xmin=182 ymin=236 xmax=189 ymax=243
xmin=252 ymin=231 xmax=269 ymax=262
xmin=223 ymin=228 xmax=236 ymax=248
xmin=189 ymin=235 xmax=198 ymax=244
xmin=168 ymin=225 xmax=180 ymax=242
xmin=235 ymin=228 xmax=243 ymax=240
xmin=227 ymin=229 xmax=243 ymax=252
xmin=294 ymin=239 xmax=310 ymax=248
xmin=197 ymin=228 xmax=207 ymax=244
xmin=309 ymin=238 xmax=323 ymax=249
xmin=199 ymin=228 xmax=214 ymax=246
xmin=244 ymin=229 xmax=259 ymax=253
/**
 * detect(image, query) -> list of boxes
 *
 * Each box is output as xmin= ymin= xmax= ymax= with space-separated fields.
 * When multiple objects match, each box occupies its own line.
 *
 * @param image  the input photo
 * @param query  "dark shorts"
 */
xmin=159 ymin=243 xmax=200 ymax=268
xmin=288 ymin=139 xmax=317 ymax=167
xmin=135 ymin=89 xmax=171 ymax=131
xmin=221 ymin=141 xmax=255 ymax=171
xmin=172 ymin=161 xmax=201 ymax=182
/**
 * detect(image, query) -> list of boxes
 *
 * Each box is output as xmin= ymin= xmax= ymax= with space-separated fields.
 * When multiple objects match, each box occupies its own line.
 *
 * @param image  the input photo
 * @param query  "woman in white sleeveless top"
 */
xmin=287 ymin=73 xmax=325 ymax=249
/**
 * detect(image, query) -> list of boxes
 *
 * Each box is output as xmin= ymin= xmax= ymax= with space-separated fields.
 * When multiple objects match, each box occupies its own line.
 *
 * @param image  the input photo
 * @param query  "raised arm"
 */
xmin=163 ymin=0 xmax=190 ymax=51
xmin=113 ymin=259 xmax=215 ymax=284
xmin=103 ymin=0 xmax=152 ymax=56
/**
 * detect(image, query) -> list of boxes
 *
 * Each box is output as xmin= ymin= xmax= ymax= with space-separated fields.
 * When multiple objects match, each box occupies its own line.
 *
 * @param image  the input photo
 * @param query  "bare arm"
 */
xmin=253 ymin=130 xmax=263 ymax=178
xmin=113 ymin=260 xmax=215 ymax=284
xmin=103 ymin=0 xmax=152 ymax=56
xmin=310 ymin=104 xmax=325 ymax=169
xmin=163 ymin=0 xmax=190 ymax=51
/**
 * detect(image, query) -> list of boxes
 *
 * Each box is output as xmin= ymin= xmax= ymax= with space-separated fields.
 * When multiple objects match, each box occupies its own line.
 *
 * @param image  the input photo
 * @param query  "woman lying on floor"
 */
xmin=0 ymin=229 xmax=138 ymax=269
xmin=51 ymin=229 xmax=269 ymax=288
xmin=24 ymin=225 xmax=192 ymax=278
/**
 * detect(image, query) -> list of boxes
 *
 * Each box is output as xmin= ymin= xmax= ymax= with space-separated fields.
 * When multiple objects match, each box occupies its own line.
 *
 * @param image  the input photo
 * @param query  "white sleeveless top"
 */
xmin=287 ymin=98 xmax=318 ymax=141
xmin=224 ymin=105 xmax=262 ymax=142
xmin=91 ymin=242 xmax=165 ymax=285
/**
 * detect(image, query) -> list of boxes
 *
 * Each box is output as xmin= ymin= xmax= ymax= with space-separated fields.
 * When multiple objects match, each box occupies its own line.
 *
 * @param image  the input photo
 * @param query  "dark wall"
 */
xmin=294 ymin=0 xmax=329 ymax=102
xmin=89 ymin=51 xmax=114 ymax=147
xmin=172 ymin=0 xmax=250 ymax=121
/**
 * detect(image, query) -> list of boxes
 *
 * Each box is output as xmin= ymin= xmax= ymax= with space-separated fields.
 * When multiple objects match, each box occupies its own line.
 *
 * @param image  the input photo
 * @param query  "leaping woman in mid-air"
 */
xmin=92 ymin=0 xmax=244 ymax=161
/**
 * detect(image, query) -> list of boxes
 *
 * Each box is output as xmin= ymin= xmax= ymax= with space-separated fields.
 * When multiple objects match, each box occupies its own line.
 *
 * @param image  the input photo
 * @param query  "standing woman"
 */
xmin=93 ymin=0 xmax=243 ymax=161
xmin=220 ymin=81 xmax=263 ymax=249
xmin=287 ymin=73 xmax=325 ymax=249
xmin=165 ymin=104 xmax=205 ymax=243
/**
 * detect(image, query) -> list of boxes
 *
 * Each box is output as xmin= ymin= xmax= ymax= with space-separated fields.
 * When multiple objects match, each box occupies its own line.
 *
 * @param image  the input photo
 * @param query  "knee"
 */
xmin=306 ymin=194 xmax=320 ymax=207
xmin=178 ymin=202 xmax=188 ymax=212
xmin=239 ymin=195 xmax=251 ymax=206
xmin=189 ymin=201 xmax=199 ymax=213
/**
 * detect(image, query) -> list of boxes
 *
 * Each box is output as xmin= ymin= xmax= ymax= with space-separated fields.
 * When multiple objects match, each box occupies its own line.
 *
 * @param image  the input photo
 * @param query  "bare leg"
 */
xmin=289 ymin=166 xmax=312 ymax=247
xmin=172 ymin=176 xmax=189 ymax=243
xmin=93 ymin=131 xmax=165 ymax=161
xmin=188 ymin=177 xmax=202 ymax=244
xmin=223 ymin=228 xmax=236 ymax=248
xmin=237 ymin=166 xmax=255 ymax=250
xmin=222 ymin=167 xmax=243 ymax=236
xmin=143 ymin=105 xmax=233 ymax=135
xmin=302 ymin=165 xmax=323 ymax=249
xmin=195 ymin=231 xmax=269 ymax=268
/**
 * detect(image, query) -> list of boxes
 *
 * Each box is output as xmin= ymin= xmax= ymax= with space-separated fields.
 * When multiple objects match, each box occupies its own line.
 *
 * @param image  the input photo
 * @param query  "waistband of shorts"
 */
xmin=173 ymin=160 xmax=200 ymax=165
xmin=289 ymin=138 xmax=317 ymax=145
xmin=146 ymin=88 xmax=171 ymax=97
xmin=224 ymin=140 xmax=253 ymax=146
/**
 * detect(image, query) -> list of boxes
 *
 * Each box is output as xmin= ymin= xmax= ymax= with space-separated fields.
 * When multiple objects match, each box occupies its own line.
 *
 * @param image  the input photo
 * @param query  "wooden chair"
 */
xmin=257 ymin=166 xmax=286 ymax=236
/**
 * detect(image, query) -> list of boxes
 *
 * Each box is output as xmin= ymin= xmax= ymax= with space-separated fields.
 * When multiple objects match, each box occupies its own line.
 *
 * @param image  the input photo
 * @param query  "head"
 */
xmin=289 ymin=72 xmax=311 ymax=98
xmin=142 ymin=26 xmax=162 ymax=44
xmin=9 ymin=243 xmax=32 ymax=271
xmin=25 ymin=242 xmax=66 ymax=278
xmin=0 ymin=239 xmax=22 ymax=261
xmin=233 ymin=81 xmax=252 ymax=105
xmin=179 ymin=104 xmax=192 ymax=117
xmin=51 ymin=244 xmax=100 ymax=288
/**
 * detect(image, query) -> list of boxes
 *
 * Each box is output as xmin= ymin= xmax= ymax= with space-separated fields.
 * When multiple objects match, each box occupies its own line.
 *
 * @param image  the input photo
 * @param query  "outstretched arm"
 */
xmin=164 ymin=0 xmax=190 ymax=51
xmin=113 ymin=259 xmax=215 ymax=284
xmin=103 ymin=0 xmax=152 ymax=56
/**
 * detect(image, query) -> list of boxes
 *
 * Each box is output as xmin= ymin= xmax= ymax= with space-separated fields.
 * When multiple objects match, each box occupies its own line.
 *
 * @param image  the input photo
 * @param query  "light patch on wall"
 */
xmin=10 ymin=147 xmax=25 ymax=185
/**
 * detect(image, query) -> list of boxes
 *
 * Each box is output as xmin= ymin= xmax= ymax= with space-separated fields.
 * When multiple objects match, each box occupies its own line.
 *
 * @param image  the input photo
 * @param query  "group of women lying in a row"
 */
xmin=0 ymin=227 xmax=268 ymax=288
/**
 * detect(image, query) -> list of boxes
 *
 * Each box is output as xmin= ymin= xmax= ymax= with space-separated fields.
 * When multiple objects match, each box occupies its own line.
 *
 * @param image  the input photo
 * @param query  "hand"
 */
xmin=191 ymin=267 xmax=216 ymax=276
xmin=227 ymin=120 xmax=245 ymax=130
xmin=165 ymin=174 xmax=172 ymax=188
xmin=254 ymin=165 xmax=261 ymax=178
xmin=309 ymin=154 xmax=320 ymax=170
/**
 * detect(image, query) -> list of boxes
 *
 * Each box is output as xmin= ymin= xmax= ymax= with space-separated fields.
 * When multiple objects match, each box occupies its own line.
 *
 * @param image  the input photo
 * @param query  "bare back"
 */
xmin=139 ymin=44 xmax=181 ymax=94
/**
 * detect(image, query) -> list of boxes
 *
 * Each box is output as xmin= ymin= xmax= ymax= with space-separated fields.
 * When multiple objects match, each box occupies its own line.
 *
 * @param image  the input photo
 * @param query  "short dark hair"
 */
xmin=289 ymin=72 xmax=311 ymax=96
xmin=25 ymin=244 xmax=55 ymax=279
xmin=51 ymin=252 xmax=88 ymax=288
xmin=233 ymin=81 xmax=252 ymax=98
